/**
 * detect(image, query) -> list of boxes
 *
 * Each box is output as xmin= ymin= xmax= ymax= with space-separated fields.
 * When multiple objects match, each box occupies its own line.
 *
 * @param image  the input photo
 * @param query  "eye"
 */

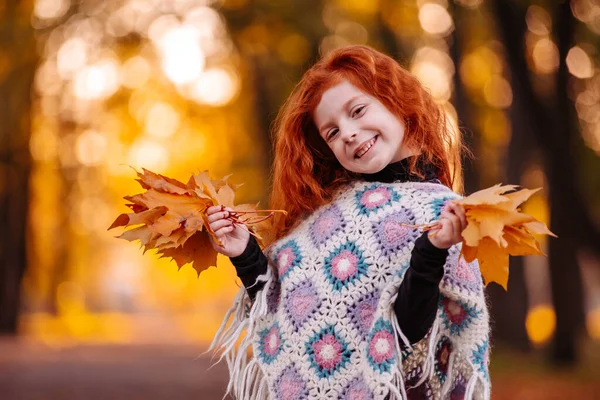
xmin=352 ymin=105 xmax=366 ymax=118
xmin=326 ymin=128 xmax=339 ymax=141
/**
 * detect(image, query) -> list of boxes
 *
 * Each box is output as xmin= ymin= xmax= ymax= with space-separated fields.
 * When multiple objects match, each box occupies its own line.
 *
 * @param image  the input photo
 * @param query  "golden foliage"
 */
xmin=456 ymin=184 xmax=556 ymax=290
xmin=109 ymin=169 xmax=282 ymax=276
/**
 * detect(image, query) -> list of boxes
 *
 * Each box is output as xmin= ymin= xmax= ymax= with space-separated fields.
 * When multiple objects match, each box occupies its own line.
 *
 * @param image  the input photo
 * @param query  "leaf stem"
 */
xmin=400 ymin=222 xmax=440 ymax=231
xmin=234 ymin=209 xmax=288 ymax=215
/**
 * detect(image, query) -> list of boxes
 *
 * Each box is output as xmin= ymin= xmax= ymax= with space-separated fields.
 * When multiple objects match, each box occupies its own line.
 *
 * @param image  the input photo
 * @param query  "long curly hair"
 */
xmin=267 ymin=45 xmax=465 ymax=245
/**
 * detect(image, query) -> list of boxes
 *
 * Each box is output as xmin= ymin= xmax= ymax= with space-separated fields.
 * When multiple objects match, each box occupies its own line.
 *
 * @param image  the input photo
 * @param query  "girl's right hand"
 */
xmin=206 ymin=205 xmax=250 ymax=258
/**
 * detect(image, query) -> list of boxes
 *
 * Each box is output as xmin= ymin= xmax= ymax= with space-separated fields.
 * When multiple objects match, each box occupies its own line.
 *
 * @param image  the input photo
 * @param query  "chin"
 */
xmin=348 ymin=158 xmax=389 ymax=174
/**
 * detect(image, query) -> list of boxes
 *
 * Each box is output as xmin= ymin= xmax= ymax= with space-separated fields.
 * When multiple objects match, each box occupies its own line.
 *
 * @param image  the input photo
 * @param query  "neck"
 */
xmin=392 ymin=146 xmax=419 ymax=163
xmin=361 ymin=156 xmax=440 ymax=184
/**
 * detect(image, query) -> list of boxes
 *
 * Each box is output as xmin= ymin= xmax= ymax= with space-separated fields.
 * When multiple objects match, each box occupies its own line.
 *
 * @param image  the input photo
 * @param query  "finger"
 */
xmin=440 ymin=210 xmax=459 ymax=222
xmin=206 ymin=206 xmax=223 ymax=216
xmin=425 ymin=219 xmax=440 ymax=235
xmin=210 ymin=219 xmax=232 ymax=232
xmin=428 ymin=222 xmax=442 ymax=232
xmin=214 ymin=225 xmax=234 ymax=237
xmin=459 ymin=215 xmax=467 ymax=231
xmin=446 ymin=202 xmax=458 ymax=216
xmin=431 ymin=219 xmax=451 ymax=244
xmin=457 ymin=208 xmax=467 ymax=229
xmin=207 ymin=210 xmax=230 ymax=223
xmin=223 ymin=207 xmax=237 ymax=217
xmin=441 ymin=211 xmax=461 ymax=239
xmin=448 ymin=202 xmax=467 ymax=229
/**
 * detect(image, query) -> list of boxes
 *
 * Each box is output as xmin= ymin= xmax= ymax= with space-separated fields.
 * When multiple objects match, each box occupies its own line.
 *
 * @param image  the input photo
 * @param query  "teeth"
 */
xmin=356 ymin=137 xmax=376 ymax=158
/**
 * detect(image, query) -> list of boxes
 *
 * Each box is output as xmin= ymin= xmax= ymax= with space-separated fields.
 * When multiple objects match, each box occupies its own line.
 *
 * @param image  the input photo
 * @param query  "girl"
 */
xmin=207 ymin=45 xmax=490 ymax=400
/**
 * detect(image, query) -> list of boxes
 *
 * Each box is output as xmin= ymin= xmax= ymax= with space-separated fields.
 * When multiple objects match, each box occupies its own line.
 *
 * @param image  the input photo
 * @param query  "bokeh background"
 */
xmin=1 ymin=0 xmax=600 ymax=399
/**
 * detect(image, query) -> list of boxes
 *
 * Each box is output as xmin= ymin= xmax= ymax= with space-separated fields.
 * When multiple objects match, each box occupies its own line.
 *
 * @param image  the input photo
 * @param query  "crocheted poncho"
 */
xmin=210 ymin=181 xmax=491 ymax=400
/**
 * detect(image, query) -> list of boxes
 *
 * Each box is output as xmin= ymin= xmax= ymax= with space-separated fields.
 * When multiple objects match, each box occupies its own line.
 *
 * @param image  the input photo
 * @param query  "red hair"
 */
xmin=267 ymin=45 xmax=464 ymax=245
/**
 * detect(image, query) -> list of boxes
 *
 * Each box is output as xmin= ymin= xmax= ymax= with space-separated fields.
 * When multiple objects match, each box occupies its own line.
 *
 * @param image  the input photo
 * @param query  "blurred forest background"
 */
xmin=1 ymin=0 xmax=600 ymax=399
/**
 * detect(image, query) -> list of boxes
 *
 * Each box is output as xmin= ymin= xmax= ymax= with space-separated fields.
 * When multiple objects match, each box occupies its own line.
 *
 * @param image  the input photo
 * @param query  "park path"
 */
xmin=0 ymin=338 xmax=229 ymax=400
xmin=1 ymin=338 xmax=599 ymax=399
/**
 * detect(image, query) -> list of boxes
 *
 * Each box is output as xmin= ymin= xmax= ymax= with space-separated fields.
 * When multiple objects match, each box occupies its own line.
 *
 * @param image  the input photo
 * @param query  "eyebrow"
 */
xmin=318 ymin=95 xmax=363 ymax=135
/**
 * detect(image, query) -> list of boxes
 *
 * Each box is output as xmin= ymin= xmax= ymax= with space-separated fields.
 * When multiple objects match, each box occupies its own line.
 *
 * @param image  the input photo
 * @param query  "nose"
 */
xmin=340 ymin=125 xmax=358 ymax=143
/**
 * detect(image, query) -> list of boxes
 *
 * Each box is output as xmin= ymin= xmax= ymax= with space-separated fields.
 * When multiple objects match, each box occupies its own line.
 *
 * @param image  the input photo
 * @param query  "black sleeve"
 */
xmin=230 ymin=235 xmax=268 ymax=301
xmin=395 ymin=233 xmax=449 ymax=344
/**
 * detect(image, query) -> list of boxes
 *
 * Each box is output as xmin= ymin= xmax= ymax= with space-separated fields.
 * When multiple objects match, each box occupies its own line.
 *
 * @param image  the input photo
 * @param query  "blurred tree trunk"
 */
xmin=0 ymin=2 xmax=36 ymax=334
xmin=451 ymin=1 xmax=532 ymax=351
xmin=221 ymin=0 xmax=325 ymax=172
xmin=491 ymin=0 xmax=599 ymax=364
xmin=448 ymin=0 xmax=479 ymax=195
xmin=548 ymin=0 xmax=587 ymax=365
xmin=376 ymin=5 xmax=410 ymax=64
xmin=488 ymin=109 xmax=536 ymax=352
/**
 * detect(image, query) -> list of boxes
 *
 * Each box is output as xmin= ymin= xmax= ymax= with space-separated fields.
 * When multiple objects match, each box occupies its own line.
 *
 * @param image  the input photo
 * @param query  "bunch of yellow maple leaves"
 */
xmin=109 ymin=170 xmax=555 ymax=290
xmin=108 ymin=169 xmax=280 ymax=276
xmin=455 ymin=184 xmax=556 ymax=289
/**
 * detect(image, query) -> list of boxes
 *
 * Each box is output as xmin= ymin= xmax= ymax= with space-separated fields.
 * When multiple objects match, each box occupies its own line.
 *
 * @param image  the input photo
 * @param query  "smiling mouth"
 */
xmin=355 ymin=136 xmax=378 ymax=159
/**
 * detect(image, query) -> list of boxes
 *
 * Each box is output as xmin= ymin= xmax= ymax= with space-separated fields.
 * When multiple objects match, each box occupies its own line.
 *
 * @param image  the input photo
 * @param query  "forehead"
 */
xmin=313 ymin=80 xmax=366 ymax=123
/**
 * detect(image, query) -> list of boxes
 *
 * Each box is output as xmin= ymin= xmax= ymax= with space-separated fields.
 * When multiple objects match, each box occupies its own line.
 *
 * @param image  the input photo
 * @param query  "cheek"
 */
xmin=383 ymin=121 xmax=405 ymax=144
xmin=329 ymin=142 xmax=348 ymax=161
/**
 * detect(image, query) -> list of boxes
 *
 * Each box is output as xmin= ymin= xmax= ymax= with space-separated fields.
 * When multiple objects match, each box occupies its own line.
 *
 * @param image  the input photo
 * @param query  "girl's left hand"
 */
xmin=428 ymin=201 xmax=467 ymax=249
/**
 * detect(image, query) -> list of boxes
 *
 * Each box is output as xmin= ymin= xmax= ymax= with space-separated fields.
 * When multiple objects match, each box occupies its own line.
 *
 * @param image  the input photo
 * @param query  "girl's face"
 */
xmin=313 ymin=80 xmax=414 ymax=174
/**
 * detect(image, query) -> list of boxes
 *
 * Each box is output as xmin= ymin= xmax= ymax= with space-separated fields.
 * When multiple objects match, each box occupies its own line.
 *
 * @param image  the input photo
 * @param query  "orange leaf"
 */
xmin=110 ymin=169 xmax=283 ymax=275
xmin=497 ymin=187 xmax=541 ymax=211
xmin=184 ymin=212 xmax=205 ymax=233
xmin=461 ymin=219 xmax=481 ymax=247
xmin=135 ymin=168 xmax=188 ymax=195
xmin=191 ymin=171 xmax=219 ymax=202
xmin=125 ymin=191 xmax=206 ymax=215
xmin=117 ymin=226 xmax=159 ymax=250
xmin=149 ymin=211 xmax=183 ymax=237
xmin=157 ymin=231 xmax=217 ymax=275
xmin=454 ymin=184 xmax=556 ymax=291
xmin=523 ymin=220 xmax=557 ymax=237
xmin=155 ymin=226 xmax=192 ymax=249
xmin=211 ymin=174 xmax=233 ymax=192
xmin=476 ymin=237 xmax=510 ymax=290
xmin=108 ymin=206 xmax=167 ymax=230
xmin=457 ymin=184 xmax=517 ymax=207
xmin=461 ymin=243 xmax=478 ymax=263
xmin=503 ymin=226 xmax=544 ymax=256
xmin=216 ymin=185 xmax=235 ymax=208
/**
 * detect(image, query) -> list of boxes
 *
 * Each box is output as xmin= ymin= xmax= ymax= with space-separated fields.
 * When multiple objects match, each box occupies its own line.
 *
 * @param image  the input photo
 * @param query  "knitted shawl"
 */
xmin=210 ymin=181 xmax=491 ymax=400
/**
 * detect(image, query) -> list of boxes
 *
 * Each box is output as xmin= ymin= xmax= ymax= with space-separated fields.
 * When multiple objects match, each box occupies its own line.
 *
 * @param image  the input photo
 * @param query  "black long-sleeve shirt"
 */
xmin=230 ymin=157 xmax=449 ymax=344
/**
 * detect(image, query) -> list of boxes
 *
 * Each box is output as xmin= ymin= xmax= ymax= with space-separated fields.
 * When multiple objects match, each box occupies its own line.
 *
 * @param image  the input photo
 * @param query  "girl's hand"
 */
xmin=206 ymin=205 xmax=250 ymax=258
xmin=428 ymin=201 xmax=467 ymax=249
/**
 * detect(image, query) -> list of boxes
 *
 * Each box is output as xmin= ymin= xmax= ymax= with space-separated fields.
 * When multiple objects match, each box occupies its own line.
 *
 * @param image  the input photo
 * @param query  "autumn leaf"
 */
xmin=157 ymin=231 xmax=217 ymax=274
xmin=148 ymin=211 xmax=182 ymax=237
xmin=109 ymin=168 xmax=286 ymax=276
xmin=216 ymin=185 xmax=235 ymax=208
xmin=468 ymin=237 xmax=510 ymax=290
xmin=135 ymin=168 xmax=189 ymax=195
xmin=458 ymin=184 xmax=518 ymax=207
xmin=108 ymin=206 xmax=167 ymax=230
xmin=455 ymin=184 xmax=556 ymax=290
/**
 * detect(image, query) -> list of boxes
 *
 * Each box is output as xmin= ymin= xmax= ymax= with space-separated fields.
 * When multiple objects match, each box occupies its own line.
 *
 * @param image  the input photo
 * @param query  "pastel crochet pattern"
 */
xmin=210 ymin=181 xmax=491 ymax=400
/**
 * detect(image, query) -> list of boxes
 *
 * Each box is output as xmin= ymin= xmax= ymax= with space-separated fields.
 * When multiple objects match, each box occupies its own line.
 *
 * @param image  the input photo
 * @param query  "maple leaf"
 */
xmin=455 ymin=184 xmax=556 ymax=290
xmin=108 ymin=206 xmax=168 ymax=230
xmin=109 ymin=168 xmax=286 ymax=276
xmin=463 ymin=237 xmax=510 ymax=290
xmin=157 ymin=231 xmax=217 ymax=274
xmin=135 ymin=168 xmax=189 ymax=195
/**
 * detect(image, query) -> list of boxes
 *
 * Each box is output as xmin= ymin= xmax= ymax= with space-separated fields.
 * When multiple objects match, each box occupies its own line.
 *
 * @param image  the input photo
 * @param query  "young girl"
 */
xmin=206 ymin=45 xmax=490 ymax=400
